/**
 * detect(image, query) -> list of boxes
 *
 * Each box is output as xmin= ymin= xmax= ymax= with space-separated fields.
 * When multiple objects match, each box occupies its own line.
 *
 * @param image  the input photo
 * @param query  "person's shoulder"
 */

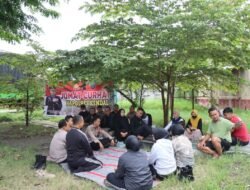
xmin=157 ymin=138 xmax=170 ymax=143
xmin=86 ymin=125 xmax=93 ymax=131
xmin=138 ymin=150 xmax=148 ymax=157
xmin=230 ymin=115 xmax=241 ymax=123
xmin=220 ymin=117 xmax=233 ymax=123
xmin=66 ymin=128 xmax=76 ymax=138
xmin=179 ymin=117 xmax=185 ymax=121
xmin=119 ymin=151 xmax=129 ymax=160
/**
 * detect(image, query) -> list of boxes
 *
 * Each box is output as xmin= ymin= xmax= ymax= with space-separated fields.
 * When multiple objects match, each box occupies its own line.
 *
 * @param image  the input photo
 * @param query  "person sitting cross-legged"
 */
xmin=172 ymin=124 xmax=195 ymax=181
xmin=223 ymin=107 xmax=249 ymax=146
xmin=164 ymin=110 xmax=185 ymax=134
xmin=130 ymin=107 xmax=152 ymax=140
xmin=197 ymin=107 xmax=240 ymax=158
xmin=114 ymin=109 xmax=130 ymax=142
xmin=184 ymin=110 xmax=203 ymax=142
xmin=86 ymin=115 xmax=115 ymax=151
xmin=105 ymin=135 xmax=153 ymax=190
xmin=149 ymin=132 xmax=176 ymax=181
xmin=66 ymin=115 xmax=100 ymax=173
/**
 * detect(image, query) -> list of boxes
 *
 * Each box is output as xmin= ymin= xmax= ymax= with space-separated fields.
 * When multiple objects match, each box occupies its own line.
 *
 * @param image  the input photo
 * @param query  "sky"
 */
xmin=0 ymin=0 xmax=99 ymax=54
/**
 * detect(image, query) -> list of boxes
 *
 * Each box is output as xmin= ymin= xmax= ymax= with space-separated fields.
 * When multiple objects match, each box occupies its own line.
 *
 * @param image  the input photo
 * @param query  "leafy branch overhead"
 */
xmin=0 ymin=0 xmax=59 ymax=42
xmin=72 ymin=0 xmax=250 ymax=123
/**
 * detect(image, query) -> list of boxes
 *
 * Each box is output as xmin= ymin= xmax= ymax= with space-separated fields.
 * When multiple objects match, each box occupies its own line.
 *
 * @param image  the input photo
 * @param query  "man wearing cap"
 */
xmin=105 ymin=135 xmax=153 ymax=190
xmin=149 ymin=132 xmax=176 ymax=180
xmin=172 ymin=124 xmax=194 ymax=181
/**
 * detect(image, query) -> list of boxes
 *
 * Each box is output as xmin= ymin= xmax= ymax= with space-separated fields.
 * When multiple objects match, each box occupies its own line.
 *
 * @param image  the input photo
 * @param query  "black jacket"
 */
xmin=66 ymin=128 xmax=94 ymax=171
xmin=115 ymin=116 xmax=130 ymax=139
xmin=101 ymin=114 xmax=113 ymax=130
xmin=78 ymin=110 xmax=90 ymax=123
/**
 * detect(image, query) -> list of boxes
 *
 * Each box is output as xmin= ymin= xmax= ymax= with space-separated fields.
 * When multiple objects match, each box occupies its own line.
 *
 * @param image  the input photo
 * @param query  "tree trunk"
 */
xmin=170 ymin=80 xmax=176 ymax=118
xmin=25 ymin=86 xmax=29 ymax=127
xmin=166 ymin=82 xmax=171 ymax=124
xmin=192 ymin=88 xmax=195 ymax=109
xmin=116 ymin=89 xmax=137 ymax=107
xmin=160 ymin=87 xmax=167 ymax=126
xmin=139 ymin=83 xmax=144 ymax=107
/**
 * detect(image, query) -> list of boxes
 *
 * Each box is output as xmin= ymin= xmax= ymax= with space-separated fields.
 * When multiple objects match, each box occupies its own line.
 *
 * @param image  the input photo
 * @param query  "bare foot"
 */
xmin=212 ymin=153 xmax=220 ymax=159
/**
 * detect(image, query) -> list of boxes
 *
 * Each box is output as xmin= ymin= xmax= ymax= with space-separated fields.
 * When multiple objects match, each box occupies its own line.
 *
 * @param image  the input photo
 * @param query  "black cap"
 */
xmin=172 ymin=124 xmax=185 ymax=136
xmin=125 ymin=135 xmax=141 ymax=152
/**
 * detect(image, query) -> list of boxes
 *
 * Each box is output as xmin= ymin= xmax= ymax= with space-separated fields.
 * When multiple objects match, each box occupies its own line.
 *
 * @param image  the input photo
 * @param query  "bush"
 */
xmin=0 ymin=115 xmax=13 ymax=122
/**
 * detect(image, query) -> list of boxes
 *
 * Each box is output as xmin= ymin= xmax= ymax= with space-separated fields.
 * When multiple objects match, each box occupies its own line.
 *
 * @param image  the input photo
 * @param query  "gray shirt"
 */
xmin=172 ymin=135 xmax=194 ymax=168
xmin=48 ymin=129 xmax=67 ymax=163
xmin=115 ymin=150 xmax=153 ymax=190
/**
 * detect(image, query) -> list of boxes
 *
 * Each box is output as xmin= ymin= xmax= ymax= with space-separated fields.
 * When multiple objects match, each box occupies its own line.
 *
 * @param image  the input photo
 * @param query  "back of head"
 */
xmin=223 ymin=107 xmax=233 ymax=114
xmin=65 ymin=115 xmax=73 ymax=122
xmin=58 ymin=119 xmax=67 ymax=129
xmin=73 ymin=115 xmax=83 ymax=125
xmin=154 ymin=129 xmax=170 ymax=140
xmin=80 ymin=104 xmax=86 ymax=110
xmin=125 ymin=135 xmax=141 ymax=152
xmin=172 ymin=124 xmax=185 ymax=136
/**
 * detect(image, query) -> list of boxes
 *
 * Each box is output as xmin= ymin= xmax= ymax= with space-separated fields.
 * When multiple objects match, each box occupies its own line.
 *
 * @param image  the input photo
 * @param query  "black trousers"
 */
xmin=135 ymin=126 xmax=152 ymax=138
xmin=231 ymin=137 xmax=249 ymax=146
xmin=106 ymin=173 xmax=126 ymax=189
xmin=116 ymin=129 xmax=129 ymax=142
xmin=69 ymin=160 xmax=100 ymax=173
xmin=149 ymin=164 xmax=170 ymax=181
xmin=90 ymin=138 xmax=111 ymax=151
xmin=206 ymin=138 xmax=231 ymax=152
xmin=177 ymin=166 xmax=194 ymax=181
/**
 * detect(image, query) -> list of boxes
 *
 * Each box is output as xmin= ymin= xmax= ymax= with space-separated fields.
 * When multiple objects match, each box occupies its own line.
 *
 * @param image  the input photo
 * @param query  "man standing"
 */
xmin=197 ymin=107 xmax=237 ymax=158
xmin=48 ymin=115 xmax=73 ymax=163
xmin=223 ymin=107 xmax=249 ymax=146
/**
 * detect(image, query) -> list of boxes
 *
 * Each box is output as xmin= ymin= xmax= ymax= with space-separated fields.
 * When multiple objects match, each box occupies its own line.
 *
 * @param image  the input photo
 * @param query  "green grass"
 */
xmin=0 ymin=143 xmax=249 ymax=190
xmin=0 ymin=98 xmax=250 ymax=190
xmin=0 ymin=144 xmax=101 ymax=190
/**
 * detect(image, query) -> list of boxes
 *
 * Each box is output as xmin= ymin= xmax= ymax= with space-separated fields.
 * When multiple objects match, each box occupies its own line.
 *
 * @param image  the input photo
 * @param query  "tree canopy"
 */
xmin=65 ymin=0 xmax=250 ymax=124
xmin=0 ymin=0 xmax=59 ymax=42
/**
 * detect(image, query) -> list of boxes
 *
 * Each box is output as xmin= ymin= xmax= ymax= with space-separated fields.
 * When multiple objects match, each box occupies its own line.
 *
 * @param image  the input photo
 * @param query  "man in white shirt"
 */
xmin=149 ymin=132 xmax=176 ymax=180
xmin=47 ymin=115 xmax=73 ymax=163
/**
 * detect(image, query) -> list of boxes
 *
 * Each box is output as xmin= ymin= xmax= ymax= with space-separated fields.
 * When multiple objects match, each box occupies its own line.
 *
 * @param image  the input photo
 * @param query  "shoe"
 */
xmin=35 ymin=169 xmax=55 ymax=179
xmin=104 ymin=179 xmax=126 ymax=190
xmin=33 ymin=155 xmax=47 ymax=170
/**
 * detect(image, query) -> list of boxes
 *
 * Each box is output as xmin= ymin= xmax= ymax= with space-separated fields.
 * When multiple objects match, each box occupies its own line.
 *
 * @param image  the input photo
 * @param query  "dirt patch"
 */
xmin=0 ymin=122 xmax=56 ymax=155
xmin=0 ymin=135 xmax=52 ymax=155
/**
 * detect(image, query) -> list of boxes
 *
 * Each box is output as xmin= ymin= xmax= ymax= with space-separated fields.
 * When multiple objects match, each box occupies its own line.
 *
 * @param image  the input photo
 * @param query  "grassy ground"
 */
xmin=119 ymin=98 xmax=250 ymax=131
xmin=0 ymin=99 xmax=250 ymax=190
xmin=0 ymin=142 xmax=249 ymax=190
